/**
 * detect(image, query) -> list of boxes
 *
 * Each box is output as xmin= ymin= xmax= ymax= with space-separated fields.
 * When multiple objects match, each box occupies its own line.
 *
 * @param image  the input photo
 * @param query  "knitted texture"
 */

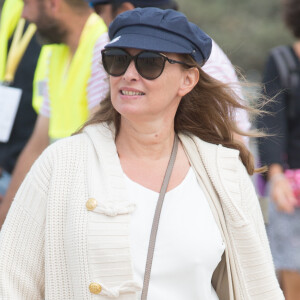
xmin=179 ymin=133 xmax=283 ymax=300
xmin=0 ymin=123 xmax=283 ymax=299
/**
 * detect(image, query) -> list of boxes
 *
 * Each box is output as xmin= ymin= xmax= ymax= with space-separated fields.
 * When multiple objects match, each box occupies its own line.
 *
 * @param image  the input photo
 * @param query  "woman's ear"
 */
xmin=178 ymin=67 xmax=199 ymax=97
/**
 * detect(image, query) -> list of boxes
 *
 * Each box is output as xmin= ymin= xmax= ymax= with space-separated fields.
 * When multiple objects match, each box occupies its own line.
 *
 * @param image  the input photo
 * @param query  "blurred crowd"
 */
xmin=0 ymin=0 xmax=300 ymax=298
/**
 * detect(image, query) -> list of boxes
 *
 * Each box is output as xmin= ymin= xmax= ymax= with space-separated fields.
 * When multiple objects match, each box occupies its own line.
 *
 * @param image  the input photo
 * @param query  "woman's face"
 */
xmin=109 ymin=48 xmax=197 ymax=124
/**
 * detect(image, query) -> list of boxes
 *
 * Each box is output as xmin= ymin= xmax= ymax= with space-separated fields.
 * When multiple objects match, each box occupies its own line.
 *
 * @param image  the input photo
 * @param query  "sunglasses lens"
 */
xmin=136 ymin=52 xmax=165 ymax=79
xmin=102 ymin=49 xmax=130 ymax=76
xmin=102 ymin=49 xmax=166 ymax=80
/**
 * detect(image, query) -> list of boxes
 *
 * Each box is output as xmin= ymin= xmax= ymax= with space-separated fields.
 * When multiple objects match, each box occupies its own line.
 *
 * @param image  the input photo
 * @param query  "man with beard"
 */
xmin=91 ymin=0 xmax=114 ymax=28
xmin=0 ymin=0 xmax=109 ymax=226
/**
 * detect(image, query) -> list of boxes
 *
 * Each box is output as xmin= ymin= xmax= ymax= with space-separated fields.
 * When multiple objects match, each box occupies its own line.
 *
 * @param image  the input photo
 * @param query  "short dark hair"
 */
xmin=282 ymin=0 xmax=300 ymax=38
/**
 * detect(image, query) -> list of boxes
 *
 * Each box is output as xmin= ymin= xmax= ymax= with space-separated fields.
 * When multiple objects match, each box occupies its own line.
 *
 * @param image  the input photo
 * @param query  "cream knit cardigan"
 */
xmin=0 ymin=123 xmax=283 ymax=300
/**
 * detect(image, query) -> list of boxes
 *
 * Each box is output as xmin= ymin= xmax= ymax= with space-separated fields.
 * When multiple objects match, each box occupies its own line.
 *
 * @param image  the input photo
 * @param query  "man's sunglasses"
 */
xmin=101 ymin=48 xmax=192 ymax=80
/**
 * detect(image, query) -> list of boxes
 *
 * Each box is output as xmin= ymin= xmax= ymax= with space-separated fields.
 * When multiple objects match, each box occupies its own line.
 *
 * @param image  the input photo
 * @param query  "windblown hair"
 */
xmin=80 ymin=55 xmax=261 ymax=175
xmin=282 ymin=0 xmax=300 ymax=38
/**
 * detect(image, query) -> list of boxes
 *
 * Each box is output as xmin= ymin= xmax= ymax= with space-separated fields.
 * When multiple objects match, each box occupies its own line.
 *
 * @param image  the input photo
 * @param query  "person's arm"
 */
xmin=268 ymin=163 xmax=296 ymax=213
xmin=0 ymin=114 xmax=49 ymax=228
xmin=0 ymin=150 xmax=49 ymax=299
xmin=87 ymin=33 xmax=109 ymax=117
xmin=257 ymin=54 xmax=288 ymax=169
xmin=256 ymin=53 xmax=296 ymax=213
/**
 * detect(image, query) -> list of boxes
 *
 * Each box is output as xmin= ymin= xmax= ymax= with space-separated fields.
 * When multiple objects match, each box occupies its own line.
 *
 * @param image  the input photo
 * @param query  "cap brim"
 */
xmin=105 ymin=33 xmax=192 ymax=55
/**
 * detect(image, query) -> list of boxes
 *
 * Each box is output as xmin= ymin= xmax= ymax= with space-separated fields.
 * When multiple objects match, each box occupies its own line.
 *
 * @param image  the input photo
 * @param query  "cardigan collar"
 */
xmin=83 ymin=123 xmax=245 ymax=225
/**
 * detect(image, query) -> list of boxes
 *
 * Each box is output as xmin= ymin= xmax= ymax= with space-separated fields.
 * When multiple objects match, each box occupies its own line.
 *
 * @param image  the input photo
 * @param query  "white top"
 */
xmin=125 ymin=168 xmax=225 ymax=300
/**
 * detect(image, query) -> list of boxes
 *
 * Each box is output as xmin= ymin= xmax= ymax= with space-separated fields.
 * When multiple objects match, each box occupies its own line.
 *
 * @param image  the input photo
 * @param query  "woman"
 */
xmin=257 ymin=0 xmax=300 ymax=298
xmin=0 ymin=8 xmax=283 ymax=300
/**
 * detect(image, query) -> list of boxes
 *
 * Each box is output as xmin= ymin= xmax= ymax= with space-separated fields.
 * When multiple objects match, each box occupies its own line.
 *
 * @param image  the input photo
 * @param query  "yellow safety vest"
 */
xmin=0 ymin=0 xmax=23 ymax=80
xmin=34 ymin=13 xmax=107 ymax=140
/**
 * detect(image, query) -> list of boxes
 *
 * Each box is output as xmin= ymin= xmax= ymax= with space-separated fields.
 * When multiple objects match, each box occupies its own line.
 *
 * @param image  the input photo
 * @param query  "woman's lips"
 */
xmin=120 ymin=90 xmax=145 ymax=96
xmin=120 ymin=87 xmax=145 ymax=96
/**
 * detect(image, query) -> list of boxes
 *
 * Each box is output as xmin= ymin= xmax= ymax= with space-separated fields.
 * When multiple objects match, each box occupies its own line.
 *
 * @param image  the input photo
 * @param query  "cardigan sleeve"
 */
xmin=237 ymin=161 xmax=284 ymax=299
xmin=0 ymin=149 xmax=52 ymax=299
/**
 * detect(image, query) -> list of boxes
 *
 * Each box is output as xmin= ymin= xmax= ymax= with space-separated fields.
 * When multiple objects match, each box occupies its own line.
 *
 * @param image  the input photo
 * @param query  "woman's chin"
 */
xmin=114 ymin=103 xmax=147 ymax=118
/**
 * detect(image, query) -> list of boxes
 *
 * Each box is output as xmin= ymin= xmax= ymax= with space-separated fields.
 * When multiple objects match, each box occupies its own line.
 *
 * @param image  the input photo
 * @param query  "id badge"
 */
xmin=0 ymin=85 xmax=22 ymax=142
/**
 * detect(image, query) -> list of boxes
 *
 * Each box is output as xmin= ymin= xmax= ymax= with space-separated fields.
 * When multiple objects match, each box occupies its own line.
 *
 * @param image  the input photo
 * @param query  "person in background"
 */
xmin=89 ymin=0 xmax=251 ymax=145
xmin=90 ymin=0 xmax=178 ymax=26
xmin=0 ymin=8 xmax=283 ymax=299
xmin=91 ymin=0 xmax=114 ymax=26
xmin=0 ymin=0 xmax=109 ymax=227
xmin=257 ymin=0 xmax=300 ymax=298
xmin=0 ymin=0 xmax=41 ymax=200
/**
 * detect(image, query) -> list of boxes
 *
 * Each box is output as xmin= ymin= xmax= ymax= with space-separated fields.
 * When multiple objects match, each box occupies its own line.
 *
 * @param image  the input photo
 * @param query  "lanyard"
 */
xmin=4 ymin=18 xmax=36 ymax=84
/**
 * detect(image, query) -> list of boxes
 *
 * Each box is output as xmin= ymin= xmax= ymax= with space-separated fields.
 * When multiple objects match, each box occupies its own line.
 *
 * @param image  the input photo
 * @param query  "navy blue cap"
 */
xmin=105 ymin=8 xmax=212 ymax=65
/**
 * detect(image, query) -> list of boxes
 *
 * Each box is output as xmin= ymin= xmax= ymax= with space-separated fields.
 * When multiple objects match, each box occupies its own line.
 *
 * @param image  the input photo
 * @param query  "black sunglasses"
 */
xmin=101 ymin=48 xmax=192 ymax=80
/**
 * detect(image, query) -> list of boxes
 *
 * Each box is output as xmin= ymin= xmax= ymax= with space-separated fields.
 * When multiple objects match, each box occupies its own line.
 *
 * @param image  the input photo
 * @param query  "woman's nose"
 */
xmin=122 ymin=60 xmax=140 ymax=81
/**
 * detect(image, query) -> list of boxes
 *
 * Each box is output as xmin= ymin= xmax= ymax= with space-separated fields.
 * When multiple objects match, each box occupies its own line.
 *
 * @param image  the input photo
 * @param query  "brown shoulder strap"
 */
xmin=141 ymin=135 xmax=179 ymax=300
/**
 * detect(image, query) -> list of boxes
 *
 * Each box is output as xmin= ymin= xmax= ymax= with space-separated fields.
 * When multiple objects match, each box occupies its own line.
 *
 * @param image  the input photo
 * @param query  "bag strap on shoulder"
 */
xmin=270 ymin=45 xmax=300 ymax=120
xmin=270 ymin=46 xmax=291 ymax=87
